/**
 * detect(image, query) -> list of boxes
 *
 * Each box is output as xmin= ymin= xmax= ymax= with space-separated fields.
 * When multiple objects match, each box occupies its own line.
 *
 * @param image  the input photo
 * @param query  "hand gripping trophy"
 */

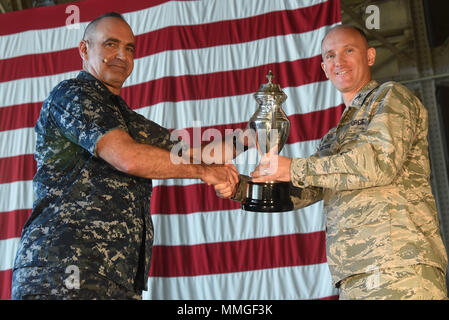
xmin=242 ymin=71 xmax=293 ymax=212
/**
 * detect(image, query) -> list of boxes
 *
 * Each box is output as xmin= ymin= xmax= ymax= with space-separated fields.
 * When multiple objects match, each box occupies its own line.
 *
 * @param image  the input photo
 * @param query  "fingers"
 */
xmin=251 ymin=154 xmax=275 ymax=179
xmin=250 ymin=154 xmax=292 ymax=183
xmin=251 ymin=155 xmax=292 ymax=182
xmin=216 ymin=164 xmax=239 ymax=199
xmin=214 ymin=182 xmax=235 ymax=199
xmin=202 ymin=163 xmax=240 ymax=188
xmin=250 ymin=164 xmax=276 ymax=183
xmin=250 ymin=164 xmax=267 ymax=179
xmin=225 ymin=162 xmax=238 ymax=175
xmin=225 ymin=163 xmax=239 ymax=185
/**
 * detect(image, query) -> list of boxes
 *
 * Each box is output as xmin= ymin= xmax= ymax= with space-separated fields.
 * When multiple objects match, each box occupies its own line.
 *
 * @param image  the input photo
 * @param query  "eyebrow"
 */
xmin=323 ymin=49 xmax=334 ymax=56
xmin=323 ymin=44 xmax=356 ymax=55
xmin=103 ymin=37 xmax=135 ymax=48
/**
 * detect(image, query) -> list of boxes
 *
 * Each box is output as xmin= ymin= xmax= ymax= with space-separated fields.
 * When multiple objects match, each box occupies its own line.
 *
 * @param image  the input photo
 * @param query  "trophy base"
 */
xmin=242 ymin=181 xmax=293 ymax=212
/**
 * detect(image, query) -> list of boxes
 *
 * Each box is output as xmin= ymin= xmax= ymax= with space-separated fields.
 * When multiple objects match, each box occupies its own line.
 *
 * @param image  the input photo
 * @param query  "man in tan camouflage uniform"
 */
xmin=217 ymin=25 xmax=448 ymax=299
xmin=12 ymin=13 xmax=238 ymax=300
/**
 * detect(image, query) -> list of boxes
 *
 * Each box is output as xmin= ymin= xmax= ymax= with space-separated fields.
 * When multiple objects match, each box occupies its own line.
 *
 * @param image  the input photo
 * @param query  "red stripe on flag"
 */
xmin=287 ymin=104 xmax=345 ymax=144
xmin=176 ymin=105 xmax=345 ymax=146
xmin=0 ymin=0 xmax=173 ymax=36
xmin=0 ymin=209 xmax=31 ymax=240
xmin=0 ymin=102 xmax=42 ymax=132
xmin=122 ymin=56 xmax=327 ymax=109
xmin=151 ymin=183 xmax=241 ymax=215
xmin=316 ymin=295 xmax=339 ymax=300
xmin=150 ymin=231 xmax=327 ymax=277
xmin=0 ymin=49 xmax=82 ymax=84
xmin=0 ymin=269 xmax=12 ymax=300
xmin=0 ymin=155 xmax=36 ymax=184
xmin=0 ymin=0 xmax=340 ymax=83
xmin=136 ymin=0 xmax=339 ymax=58
xmin=0 ymin=57 xmax=328 ymax=132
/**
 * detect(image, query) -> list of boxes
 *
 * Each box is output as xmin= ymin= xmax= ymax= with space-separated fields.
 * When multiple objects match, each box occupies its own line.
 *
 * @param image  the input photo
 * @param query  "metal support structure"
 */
xmin=409 ymin=0 xmax=449 ymax=290
xmin=400 ymin=72 xmax=449 ymax=84
xmin=0 ymin=1 xmax=7 ymax=13
xmin=340 ymin=2 xmax=413 ymax=62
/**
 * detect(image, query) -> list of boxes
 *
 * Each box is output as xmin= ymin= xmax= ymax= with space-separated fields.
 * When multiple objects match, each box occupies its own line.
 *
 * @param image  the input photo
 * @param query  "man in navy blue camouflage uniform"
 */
xmin=11 ymin=12 xmax=239 ymax=300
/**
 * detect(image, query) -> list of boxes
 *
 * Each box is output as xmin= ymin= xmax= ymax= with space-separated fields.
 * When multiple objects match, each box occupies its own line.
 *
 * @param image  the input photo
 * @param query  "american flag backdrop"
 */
xmin=0 ymin=0 xmax=343 ymax=300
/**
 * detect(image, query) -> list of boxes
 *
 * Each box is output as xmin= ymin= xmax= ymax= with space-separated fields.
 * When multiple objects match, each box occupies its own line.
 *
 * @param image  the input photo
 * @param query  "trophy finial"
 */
xmin=267 ymin=70 xmax=274 ymax=84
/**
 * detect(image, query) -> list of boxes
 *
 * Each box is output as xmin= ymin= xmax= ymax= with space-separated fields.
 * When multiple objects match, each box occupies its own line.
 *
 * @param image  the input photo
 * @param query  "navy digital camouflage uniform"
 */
xmin=12 ymin=71 xmax=180 ymax=299
xmin=233 ymin=80 xmax=448 ymax=299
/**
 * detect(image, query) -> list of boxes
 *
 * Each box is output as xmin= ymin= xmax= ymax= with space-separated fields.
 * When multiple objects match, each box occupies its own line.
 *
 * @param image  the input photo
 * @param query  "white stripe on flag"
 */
xmin=0 ymin=71 xmax=79 ymax=109
xmin=0 ymin=237 xmax=20 ymax=271
xmin=0 ymin=128 xmax=36 ymax=158
xmin=152 ymin=203 xmax=324 ymax=246
xmin=0 ymin=180 xmax=34 ymax=213
xmin=135 ymin=81 xmax=341 ymax=130
xmin=144 ymin=263 xmax=337 ymax=300
xmin=129 ymin=28 xmax=329 ymax=85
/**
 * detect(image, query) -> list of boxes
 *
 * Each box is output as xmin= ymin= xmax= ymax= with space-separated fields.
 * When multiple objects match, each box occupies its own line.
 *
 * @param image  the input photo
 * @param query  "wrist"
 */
xmin=197 ymin=164 xmax=208 ymax=180
xmin=231 ymin=174 xmax=249 ymax=202
xmin=290 ymin=158 xmax=307 ymax=187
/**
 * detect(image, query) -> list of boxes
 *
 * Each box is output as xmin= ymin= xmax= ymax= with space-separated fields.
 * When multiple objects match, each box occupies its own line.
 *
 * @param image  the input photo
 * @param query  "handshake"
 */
xmin=205 ymin=152 xmax=293 ymax=200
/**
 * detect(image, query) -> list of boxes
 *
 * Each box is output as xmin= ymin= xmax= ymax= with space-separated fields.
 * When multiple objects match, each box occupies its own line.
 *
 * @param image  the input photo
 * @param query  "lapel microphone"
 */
xmin=103 ymin=58 xmax=108 ymax=63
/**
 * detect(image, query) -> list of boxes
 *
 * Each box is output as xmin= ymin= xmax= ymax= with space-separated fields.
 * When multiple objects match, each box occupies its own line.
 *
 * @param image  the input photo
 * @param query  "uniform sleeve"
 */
xmin=289 ymin=185 xmax=323 ymax=209
xmin=290 ymin=84 xmax=419 ymax=191
xmin=231 ymin=175 xmax=250 ymax=202
xmin=126 ymin=110 xmax=183 ymax=152
xmin=49 ymin=83 xmax=128 ymax=157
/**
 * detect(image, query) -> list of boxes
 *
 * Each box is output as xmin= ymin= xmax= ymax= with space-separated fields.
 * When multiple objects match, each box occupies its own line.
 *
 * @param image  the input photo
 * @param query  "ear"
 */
xmin=367 ymin=47 xmax=376 ymax=67
xmin=79 ymin=40 xmax=88 ymax=62
xmin=321 ymin=62 xmax=329 ymax=79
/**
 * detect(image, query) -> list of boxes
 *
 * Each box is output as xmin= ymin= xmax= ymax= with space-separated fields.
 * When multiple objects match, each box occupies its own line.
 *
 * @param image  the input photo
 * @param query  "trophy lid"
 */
xmin=254 ymin=71 xmax=287 ymax=101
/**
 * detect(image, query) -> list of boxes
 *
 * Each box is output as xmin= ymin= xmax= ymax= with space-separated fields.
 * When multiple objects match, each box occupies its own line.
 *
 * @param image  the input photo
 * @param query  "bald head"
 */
xmin=82 ymin=12 xmax=128 ymax=42
xmin=322 ymin=25 xmax=369 ymax=54
xmin=79 ymin=13 xmax=135 ymax=95
xmin=320 ymin=24 xmax=376 ymax=105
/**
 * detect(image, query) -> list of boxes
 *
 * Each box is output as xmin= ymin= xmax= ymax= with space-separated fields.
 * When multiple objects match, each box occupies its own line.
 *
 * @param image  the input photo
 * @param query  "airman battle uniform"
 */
xmin=12 ymin=71 xmax=179 ymax=299
xmin=234 ymin=80 xmax=448 ymax=299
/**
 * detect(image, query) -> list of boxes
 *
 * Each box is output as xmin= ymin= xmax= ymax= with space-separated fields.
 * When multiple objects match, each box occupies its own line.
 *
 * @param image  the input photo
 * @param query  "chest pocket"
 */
xmin=338 ymin=118 xmax=369 ymax=146
xmin=318 ymin=119 xmax=369 ymax=157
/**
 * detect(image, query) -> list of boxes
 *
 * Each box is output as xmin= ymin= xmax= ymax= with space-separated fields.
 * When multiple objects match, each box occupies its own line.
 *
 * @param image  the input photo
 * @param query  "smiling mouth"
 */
xmin=108 ymin=64 xmax=128 ymax=73
xmin=109 ymin=64 xmax=126 ymax=69
xmin=335 ymin=70 xmax=350 ymax=76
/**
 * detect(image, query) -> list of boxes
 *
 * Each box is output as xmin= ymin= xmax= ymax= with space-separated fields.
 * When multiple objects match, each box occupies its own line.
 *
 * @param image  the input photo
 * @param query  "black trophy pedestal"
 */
xmin=242 ymin=181 xmax=293 ymax=212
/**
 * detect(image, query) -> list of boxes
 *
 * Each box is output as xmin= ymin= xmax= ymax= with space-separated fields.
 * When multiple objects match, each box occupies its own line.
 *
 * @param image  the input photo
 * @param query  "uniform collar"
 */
xmin=76 ymin=71 xmax=118 ymax=99
xmin=348 ymin=80 xmax=379 ymax=108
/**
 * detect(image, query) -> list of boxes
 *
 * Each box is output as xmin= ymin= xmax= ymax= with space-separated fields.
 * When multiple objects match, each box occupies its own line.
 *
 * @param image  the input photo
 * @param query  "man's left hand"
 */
xmin=250 ymin=154 xmax=292 ymax=182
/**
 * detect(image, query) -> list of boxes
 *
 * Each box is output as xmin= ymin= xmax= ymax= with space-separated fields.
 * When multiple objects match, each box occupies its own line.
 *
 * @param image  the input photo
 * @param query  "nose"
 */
xmin=115 ymin=46 xmax=127 ymax=60
xmin=334 ymin=53 xmax=345 ymax=67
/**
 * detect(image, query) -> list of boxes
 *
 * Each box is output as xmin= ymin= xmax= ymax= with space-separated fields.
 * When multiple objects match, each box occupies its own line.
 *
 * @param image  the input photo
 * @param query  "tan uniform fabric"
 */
xmin=339 ymin=264 xmax=447 ymax=300
xmin=290 ymin=80 xmax=447 ymax=287
xmin=233 ymin=80 xmax=448 ymax=294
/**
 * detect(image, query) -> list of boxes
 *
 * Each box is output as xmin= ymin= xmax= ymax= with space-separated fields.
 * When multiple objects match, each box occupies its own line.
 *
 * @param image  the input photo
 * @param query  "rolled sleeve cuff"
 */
xmin=231 ymin=175 xmax=249 ymax=203
xmin=290 ymin=158 xmax=307 ymax=188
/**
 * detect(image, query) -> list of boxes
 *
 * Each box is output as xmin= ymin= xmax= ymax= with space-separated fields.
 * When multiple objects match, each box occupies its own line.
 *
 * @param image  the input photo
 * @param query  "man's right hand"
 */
xmin=214 ymin=180 xmax=238 ymax=199
xmin=201 ymin=163 xmax=239 ymax=187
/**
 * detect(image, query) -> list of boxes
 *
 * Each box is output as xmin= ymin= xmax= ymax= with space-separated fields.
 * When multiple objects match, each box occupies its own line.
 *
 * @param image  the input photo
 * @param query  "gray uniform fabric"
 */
xmin=12 ymin=71 xmax=180 ymax=299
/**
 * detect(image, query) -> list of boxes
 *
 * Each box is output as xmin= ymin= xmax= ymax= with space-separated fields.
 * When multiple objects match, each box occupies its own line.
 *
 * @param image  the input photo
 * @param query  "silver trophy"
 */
xmin=242 ymin=71 xmax=293 ymax=212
